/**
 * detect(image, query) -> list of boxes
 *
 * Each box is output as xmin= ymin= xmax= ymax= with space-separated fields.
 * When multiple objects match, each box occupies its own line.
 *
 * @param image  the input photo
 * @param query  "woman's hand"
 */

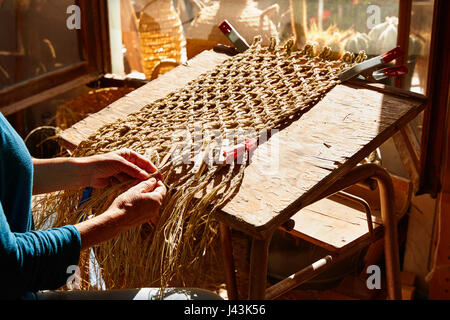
xmin=34 ymin=148 xmax=167 ymax=249
xmin=75 ymin=177 xmax=167 ymax=250
xmin=33 ymin=148 xmax=161 ymax=194
xmin=78 ymin=149 xmax=161 ymax=189
xmin=108 ymin=177 xmax=166 ymax=227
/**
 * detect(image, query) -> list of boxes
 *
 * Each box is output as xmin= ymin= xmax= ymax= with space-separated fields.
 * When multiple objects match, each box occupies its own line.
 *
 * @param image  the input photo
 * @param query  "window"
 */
xmin=115 ymin=0 xmax=431 ymax=96
xmin=0 ymin=0 xmax=110 ymax=114
xmin=0 ymin=0 xmax=82 ymax=90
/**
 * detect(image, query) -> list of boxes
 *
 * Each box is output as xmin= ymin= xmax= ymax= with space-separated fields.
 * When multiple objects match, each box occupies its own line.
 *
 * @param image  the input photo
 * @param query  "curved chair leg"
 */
xmin=337 ymin=191 xmax=374 ymax=239
xmin=223 ymin=164 xmax=401 ymax=300
xmin=303 ymin=164 xmax=402 ymax=299
xmin=371 ymin=167 xmax=402 ymax=300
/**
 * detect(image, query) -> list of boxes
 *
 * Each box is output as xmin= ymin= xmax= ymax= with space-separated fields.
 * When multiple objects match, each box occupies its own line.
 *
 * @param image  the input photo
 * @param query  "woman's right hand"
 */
xmin=75 ymin=177 xmax=166 ymax=250
xmin=109 ymin=177 xmax=166 ymax=228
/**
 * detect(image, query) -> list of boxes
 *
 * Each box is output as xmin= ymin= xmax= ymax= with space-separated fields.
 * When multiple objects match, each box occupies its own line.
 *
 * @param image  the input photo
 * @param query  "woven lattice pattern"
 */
xmin=79 ymin=39 xmax=363 ymax=157
xmin=37 ymin=37 xmax=366 ymax=291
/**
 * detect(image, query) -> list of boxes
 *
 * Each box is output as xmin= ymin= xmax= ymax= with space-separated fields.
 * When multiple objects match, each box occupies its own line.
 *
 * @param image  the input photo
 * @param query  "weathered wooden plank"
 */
xmin=59 ymin=50 xmax=427 ymax=240
xmin=287 ymin=196 xmax=382 ymax=252
xmin=217 ymin=84 xmax=426 ymax=237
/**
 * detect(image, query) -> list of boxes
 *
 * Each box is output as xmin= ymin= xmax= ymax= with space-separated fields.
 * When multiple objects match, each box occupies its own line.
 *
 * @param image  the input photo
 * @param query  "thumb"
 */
xmin=131 ymin=177 xmax=158 ymax=193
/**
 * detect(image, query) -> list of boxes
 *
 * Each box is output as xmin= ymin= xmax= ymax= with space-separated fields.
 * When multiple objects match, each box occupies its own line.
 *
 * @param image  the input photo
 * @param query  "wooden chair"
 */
xmin=263 ymin=172 xmax=412 ymax=299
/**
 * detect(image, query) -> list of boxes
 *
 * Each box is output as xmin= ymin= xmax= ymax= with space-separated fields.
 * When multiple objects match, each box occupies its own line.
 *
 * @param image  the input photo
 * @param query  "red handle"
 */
xmin=218 ymin=20 xmax=232 ymax=35
xmin=222 ymin=138 xmax=257 ymax=162
xmin=245 ymin=138 xmax=257 ymax=153
xmin=381 ymin=46 xmax=405 ymax=64
xmin=381 ymin=65 xmax=409 ymax=78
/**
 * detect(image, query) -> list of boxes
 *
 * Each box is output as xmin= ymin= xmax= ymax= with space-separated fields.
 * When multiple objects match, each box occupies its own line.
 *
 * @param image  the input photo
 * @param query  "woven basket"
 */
xmin=185 ymin=0 xmax=279 ymax=58
xmin=56 ymin=87 xmax=134 ymax=130
xmin=138 ymin=0 xmax=187 ymax=79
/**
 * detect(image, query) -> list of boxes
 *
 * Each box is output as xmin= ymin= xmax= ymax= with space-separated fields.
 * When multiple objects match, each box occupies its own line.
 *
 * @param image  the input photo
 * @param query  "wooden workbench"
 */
xmin=59 ymin=50 xmax=427 ymax=300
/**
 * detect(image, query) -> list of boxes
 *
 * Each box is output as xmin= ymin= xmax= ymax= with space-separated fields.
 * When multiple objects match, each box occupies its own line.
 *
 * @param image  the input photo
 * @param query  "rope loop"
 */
xmin=268 ymin=36 xmax=277 ymax=51
xmin=284 ymin=38 xmax=295 ymax=55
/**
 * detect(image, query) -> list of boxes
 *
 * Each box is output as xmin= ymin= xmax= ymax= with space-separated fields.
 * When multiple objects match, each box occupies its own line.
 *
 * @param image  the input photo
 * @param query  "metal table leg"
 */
xmin=302 ymin=164 xmax=402 ymax=299
xmin=371 ymin=167 xmax=402 ymax=300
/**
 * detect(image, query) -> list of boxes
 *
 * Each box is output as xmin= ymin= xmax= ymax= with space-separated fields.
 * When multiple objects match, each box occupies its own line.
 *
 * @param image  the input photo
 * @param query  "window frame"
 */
xmin=416 ymin=0 xmax=450 ymax=196
xmin=393 ymin=0 xmax=450 ymax=197
xmin=0 ymin=0 xmax=111 ymax=115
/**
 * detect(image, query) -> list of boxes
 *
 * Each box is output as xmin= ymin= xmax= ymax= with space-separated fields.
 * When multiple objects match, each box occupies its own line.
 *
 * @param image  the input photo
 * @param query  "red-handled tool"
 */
xmin=219 ymin=138 xmax=257 ymax=165
xmin=338 ymin=46 xmax=406 ymax=83
xmin=218 ymin=20 xmax=250 ymax=53
xmin=372 ymin=65 xmax=409 ymax=81
xmin=380 ymin=46 xmax=405 ymax=64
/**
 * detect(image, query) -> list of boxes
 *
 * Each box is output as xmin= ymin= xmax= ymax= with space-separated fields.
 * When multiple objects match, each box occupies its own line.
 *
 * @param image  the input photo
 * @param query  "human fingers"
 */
xmin=117 ymin=149 xmax=159 ymax=176
xmin=130 ymin=177 xmax=158 ymax=194
xmin=115 ymin=157 xmax=150 ymax=181
xmin=144 ymin=181 xmax=166 ymax=226
xmin=153 ymin=180 xmax=167 ymax=198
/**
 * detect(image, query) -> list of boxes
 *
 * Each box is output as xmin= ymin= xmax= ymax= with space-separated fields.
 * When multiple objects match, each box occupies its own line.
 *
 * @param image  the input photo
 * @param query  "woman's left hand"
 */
xmin=32 ymin=149 xmax=161 ymax=194
xmin=79 ymin=149 xmax=161 ymax=188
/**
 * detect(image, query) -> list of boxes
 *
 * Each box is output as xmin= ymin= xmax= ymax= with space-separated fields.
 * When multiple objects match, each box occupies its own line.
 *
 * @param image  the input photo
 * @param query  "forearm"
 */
xmin=32 ymin=157 xmax=87 ymax=195
xmin=1 ymin=202 xmax=81 ymax=297
xmin=74 ymin=207 xmax=127 ymax=250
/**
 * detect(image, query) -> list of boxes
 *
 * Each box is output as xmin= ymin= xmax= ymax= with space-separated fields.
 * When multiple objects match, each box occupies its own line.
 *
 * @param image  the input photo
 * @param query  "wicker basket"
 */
xmin=185 ymin=0 xmax=280 ymax=59
xmin=138 ymin=0 xmax=187 ymax=79
xmin=56 ymin=87 xmax=134 ymax=130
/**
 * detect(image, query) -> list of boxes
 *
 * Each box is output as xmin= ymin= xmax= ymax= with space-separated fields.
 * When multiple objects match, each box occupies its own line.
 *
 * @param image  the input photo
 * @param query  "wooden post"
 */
xmin=248 ymin=234 xmax=273 ymax=300
xmin=120 ymin=0 xmax=144 ymax=73
xmin=395 ymin=0 xmax=412 ymax=90
xmin=428 ymin=78 xmax=450 ymax=299
xmin=318 ymin=0 xmax=324 ymax=31
xmin=219 ymin=222 xmax=239 ymax=300
xmin=418 ymin=0 xmax=450 ymax=196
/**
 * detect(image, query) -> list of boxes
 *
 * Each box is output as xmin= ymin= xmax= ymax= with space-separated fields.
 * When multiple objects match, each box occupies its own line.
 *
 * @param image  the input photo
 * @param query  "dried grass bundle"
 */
xmin=306 ymin=22 xmax=356 ymax=58
xmin=34 ymin=37 xmax=366 ymax=293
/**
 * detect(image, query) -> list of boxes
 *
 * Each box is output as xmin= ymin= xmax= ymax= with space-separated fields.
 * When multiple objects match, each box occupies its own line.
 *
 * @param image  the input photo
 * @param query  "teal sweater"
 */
xmin=0 ymin=113 xmax=81 ymax=299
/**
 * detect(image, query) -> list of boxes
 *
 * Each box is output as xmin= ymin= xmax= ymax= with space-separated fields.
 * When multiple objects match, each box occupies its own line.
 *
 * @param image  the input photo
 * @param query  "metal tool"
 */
xmin=218 ymin=20 xmax=408 ymax=84
xmin=218 ymin=20 xmax=250 ymax=53
xmin=338 ymin=46 xmax=408 ymax=82
xmin=218 ymin=138 xmax=257 ymax=165
xmin=371 ymin=65 xmax=409 ymax=81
